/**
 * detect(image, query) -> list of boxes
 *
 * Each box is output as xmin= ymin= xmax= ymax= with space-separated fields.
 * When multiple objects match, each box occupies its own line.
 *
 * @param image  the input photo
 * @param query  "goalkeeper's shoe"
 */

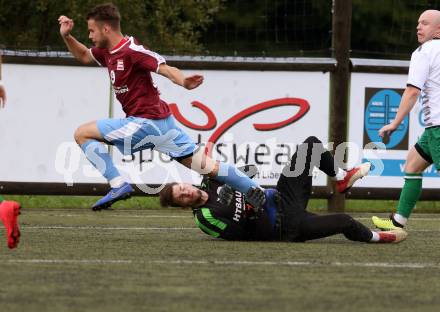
xmin=336 ymin=162 xmax=371 ymax=193
xmin=0 ymin=200 xmax=21 ymax=249
xmin=372 ymin=214 xmax=404 ymax=230
xmin=92 ymin=182 xmax=134 ymax=211
xmin=377 ymin=228 xmax=408 ymax=243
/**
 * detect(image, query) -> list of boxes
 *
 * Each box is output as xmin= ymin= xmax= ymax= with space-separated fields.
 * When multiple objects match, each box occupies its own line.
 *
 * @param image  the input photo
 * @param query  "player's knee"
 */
xmin=404 ymin=148 xmax=429 ymax=173
xmin=207 ymin=168 xmax=218 ymax=178
xmin=74 ymin=126 xmax=86 ymax=145
xmin=184 ymin=150 xmax=218 ymax=176
xmin=403 ymin=161 xmax=423 ymax=174
xmin=337 ymin=214 xmax=355 ymax=227
xmin=403 ymin=162 xmax=414 ymax=173
xmin=206 ymin=162 xmax=219 ymax=178
xmin=304 ymin=136 xmax=321 ymax=144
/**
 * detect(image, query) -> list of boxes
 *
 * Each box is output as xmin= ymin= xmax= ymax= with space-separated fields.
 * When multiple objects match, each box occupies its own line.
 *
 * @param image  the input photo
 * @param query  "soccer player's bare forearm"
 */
xmin=393 ymin=89 xmax=419 ymax=126
xmin=159 ymin=64 xmax=185 ymax=87
xmin=167 ymin=66 xmax=185 ymax=86
xmin=62 ymin=35 xmax=91 ymax=64
xmin=0 ymin=54 xmax=3 ymax=80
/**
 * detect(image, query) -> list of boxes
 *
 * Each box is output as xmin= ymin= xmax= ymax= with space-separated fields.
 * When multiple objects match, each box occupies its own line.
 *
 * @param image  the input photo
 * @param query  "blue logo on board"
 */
xmin=364 ymin=89 xmax=408 ymax=149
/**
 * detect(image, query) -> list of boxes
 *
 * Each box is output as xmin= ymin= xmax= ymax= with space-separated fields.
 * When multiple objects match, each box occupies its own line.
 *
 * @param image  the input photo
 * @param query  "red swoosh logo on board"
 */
xmin=170 ymin=97 xmax=310 ymax=156
xmin=169 ymin=101 xmax=217 ymax=130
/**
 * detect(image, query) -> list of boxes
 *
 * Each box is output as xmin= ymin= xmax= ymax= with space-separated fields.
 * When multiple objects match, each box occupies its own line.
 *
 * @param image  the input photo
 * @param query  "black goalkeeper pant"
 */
xmin=276 ymin=136 xmax=373 ymax=243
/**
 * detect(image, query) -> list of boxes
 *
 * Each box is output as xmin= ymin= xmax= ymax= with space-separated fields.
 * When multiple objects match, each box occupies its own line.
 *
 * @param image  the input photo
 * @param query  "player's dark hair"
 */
xmin=87 ymin=3 xmax=121 ymax=30
xmin=159 ymin=183 xmax=179 ymax=207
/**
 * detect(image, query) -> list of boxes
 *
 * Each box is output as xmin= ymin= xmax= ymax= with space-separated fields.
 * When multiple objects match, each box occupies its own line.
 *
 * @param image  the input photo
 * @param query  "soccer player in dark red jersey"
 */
xmin=0 ymin=55 xmax=21 ymax=249
xmin=59 ymin=3 xmax=269 ymax=210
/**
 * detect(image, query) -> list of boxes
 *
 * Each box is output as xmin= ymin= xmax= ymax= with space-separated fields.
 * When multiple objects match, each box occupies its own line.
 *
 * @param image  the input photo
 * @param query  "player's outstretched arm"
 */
xmin=0 ymin=85 xmax=6 ymax=108
xmin=58 ymin=15 xmax=94 ymax=65
xmin=158 ymin=64 xmax=203 ymax=90
xmin=378 ymin=86 xmax=420 ymax=138
xmin=0 ymin=55 xmax=5 ymax=108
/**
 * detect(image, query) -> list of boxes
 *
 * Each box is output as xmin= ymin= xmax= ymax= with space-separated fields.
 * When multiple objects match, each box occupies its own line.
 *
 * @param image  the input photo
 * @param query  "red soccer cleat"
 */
xmin=336 ymin=162 xmax=371 ymax=193
xmin=0 ymin=201 xmax=21 ymax=249
xmin=377 ymin=229 xmax=408 ymax=243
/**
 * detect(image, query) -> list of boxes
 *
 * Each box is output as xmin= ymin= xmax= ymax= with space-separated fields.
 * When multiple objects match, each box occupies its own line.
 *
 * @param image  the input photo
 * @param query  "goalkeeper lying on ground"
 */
xmin=159 ymin=136 xmax=407 ymax=243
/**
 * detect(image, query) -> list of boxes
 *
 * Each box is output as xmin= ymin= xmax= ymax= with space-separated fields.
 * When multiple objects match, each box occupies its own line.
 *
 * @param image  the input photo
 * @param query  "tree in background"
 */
xmin=1 ymin=0 xmax=439 ymax=58
xmin=201 ymin=0 xmax=332 ymax=57
xmin=0 ymin=0 xmax=223 ymax=54
xmin=350 ymin=0 xmax=422 ymax=59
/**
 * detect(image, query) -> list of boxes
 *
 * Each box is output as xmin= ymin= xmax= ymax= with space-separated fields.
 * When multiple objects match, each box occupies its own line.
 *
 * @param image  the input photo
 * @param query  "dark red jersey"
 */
xmin=90 ymin=36 xmax=171 ymax=119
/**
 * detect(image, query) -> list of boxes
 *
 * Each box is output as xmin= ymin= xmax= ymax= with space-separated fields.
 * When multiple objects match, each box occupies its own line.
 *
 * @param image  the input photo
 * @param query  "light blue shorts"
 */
xmin=97 ymin=116 xmax=197 ymax=160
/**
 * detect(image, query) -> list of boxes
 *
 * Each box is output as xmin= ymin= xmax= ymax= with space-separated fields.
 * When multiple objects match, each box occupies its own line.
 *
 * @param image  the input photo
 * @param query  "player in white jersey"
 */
xmin=373 ymin=10 xmax=440 ymax=230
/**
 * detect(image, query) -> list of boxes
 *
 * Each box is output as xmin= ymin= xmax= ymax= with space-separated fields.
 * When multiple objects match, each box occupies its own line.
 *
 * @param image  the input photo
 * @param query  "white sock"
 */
xmin=335 ymin=168 xmax=346 ymax=181
xmin=370 ymin=231 xmax=380 ymax=242
xmin=393 ymin=213 xmax=407 ymax=226
xmin=109 ymin=176 xmax=125 ymax=188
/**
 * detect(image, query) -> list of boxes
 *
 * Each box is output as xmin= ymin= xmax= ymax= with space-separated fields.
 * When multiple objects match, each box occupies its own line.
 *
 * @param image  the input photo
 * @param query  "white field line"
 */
xmin=356 ymin=217 xmax=440 ymax=221
xmin=24 ymin=214 xmax=189 ymax=219
xmin=8 ymin=259 xmax=133 ymax=264
xmin=23 ymin=226 xmax=198 ymax=231
xmin=2 ymin=259 xmax=440 ymax=269
xmin=21 ymin=225 xmax=440 ymax=233
xmin=22 ymin=214 xmax=440 ymax=222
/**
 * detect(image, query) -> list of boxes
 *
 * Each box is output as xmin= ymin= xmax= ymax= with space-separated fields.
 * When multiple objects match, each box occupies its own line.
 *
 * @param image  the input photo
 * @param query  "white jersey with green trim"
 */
xmin=407 ymin=39 xmax=440 ymax=127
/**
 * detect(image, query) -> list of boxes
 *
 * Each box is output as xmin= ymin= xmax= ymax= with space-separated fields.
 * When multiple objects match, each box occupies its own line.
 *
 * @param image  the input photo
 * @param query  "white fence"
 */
xmin=0 ymin=63 xmax=329 ymax=189
xmin=1 ymin=58 xmax=438 ymax=195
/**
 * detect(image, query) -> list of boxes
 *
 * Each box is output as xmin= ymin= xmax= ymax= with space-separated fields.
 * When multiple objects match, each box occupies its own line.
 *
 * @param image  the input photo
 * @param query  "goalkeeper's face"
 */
xmin=171 ymin=183 xmax=207 ymax=207
xmin=416 ymin=10 xmax=440 ymax=43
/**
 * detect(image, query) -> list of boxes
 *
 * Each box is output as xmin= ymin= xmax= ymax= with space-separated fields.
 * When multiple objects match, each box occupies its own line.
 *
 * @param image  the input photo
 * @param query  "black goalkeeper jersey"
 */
xmin=192 ymin=177 xmax=276 ymax=241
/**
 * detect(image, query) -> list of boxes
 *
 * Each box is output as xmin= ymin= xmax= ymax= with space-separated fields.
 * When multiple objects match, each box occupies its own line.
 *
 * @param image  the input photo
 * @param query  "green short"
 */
xmin=415 ymin=127 xmax=440 ymax=170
